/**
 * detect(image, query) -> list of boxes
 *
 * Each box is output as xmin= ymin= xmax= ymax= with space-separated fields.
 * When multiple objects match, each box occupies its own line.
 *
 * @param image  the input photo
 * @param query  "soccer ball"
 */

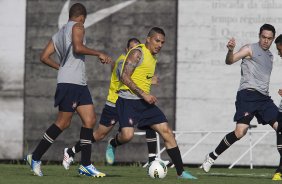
xmin=148 ymin=160 xmax=167 ymax=179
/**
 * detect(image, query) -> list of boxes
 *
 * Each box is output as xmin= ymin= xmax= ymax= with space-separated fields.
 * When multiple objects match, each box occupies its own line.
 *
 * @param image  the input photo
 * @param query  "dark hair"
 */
xmin=275 ymin=34 xmax=282 ymax=44
xmin=259 ymin=24 xmax=276 ymax=37
xmin=127 ymin=38 xmax=141 ymax=49
xmin=147 ymin=27 xmax=165 ymax=37
xmin=69 ymin=3 xmax=87 ymax=19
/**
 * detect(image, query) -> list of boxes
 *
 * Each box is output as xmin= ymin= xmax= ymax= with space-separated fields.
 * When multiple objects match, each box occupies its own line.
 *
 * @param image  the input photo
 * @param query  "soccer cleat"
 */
xmin=272 ymin=172 xmax=282 ymax=180
xmin=105 ymin=139 xmax=116 ymax=165
xmin=178 ymin=171 xmax=197 ymax=179
xmin=201 ymin=154 xmax=215 ymax=173
xmin=78 ymin=164 xmax=106 ymax=177
xmin=62 ymin=148 xmax=74 ymax=170
xmin=25 ymin=154 xmax=43 ymax=176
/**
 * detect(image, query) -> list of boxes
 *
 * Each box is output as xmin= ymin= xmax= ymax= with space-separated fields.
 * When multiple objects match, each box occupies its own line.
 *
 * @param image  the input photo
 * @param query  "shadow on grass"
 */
xmin=71 ymin=174 xmax=123 ymax=178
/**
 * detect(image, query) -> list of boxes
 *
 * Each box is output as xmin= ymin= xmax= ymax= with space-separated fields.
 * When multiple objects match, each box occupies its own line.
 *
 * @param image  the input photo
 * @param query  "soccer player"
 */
xmin=25 ymin=3 xmax=111 ymax=177
xmin=62 ymin=38 xmax=163 ymax=169
xmin=105 ymin=27 xmax=197 ymax=179
xmin=273 ymin=34 xmax=282 ymax=180
xmin=275 ymin=34 xmax=282 ymax=59
xmin=201 ymin=24 xmax=282 ymax=180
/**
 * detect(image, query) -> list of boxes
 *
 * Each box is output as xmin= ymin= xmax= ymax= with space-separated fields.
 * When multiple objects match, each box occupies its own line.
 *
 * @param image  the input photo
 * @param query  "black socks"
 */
xmin=32 ymin=124 xmax=62 ymax=161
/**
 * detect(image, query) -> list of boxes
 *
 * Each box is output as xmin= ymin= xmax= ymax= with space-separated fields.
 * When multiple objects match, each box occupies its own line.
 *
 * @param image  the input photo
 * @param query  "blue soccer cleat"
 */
xmin=178 ymin=171 xmax=197 ymax=179
xmin=25 ymin=154 xmax=43 ymax=176
xmin=105 ymin=139 xmax=116 ymax=165
xmin=78 ymin=164 xmax=106 ymax=177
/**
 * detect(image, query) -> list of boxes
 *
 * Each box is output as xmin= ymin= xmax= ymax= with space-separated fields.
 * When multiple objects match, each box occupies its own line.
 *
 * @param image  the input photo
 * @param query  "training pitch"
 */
xmin=0 ymin=163 xmax=277 ymax=184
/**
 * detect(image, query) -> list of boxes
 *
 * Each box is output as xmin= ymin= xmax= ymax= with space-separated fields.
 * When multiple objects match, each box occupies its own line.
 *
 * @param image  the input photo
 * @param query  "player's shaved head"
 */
xmin=127 ymin=38 xmax=141 ymax=49
xmin=147 ymin=27 xmax=165 ymax=38
xmin=69 ymin=3 xmax=87 ymax=19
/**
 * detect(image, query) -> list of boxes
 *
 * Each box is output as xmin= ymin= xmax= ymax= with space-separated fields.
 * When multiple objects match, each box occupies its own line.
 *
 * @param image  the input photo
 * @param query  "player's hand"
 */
xmin=227 ymin=38 xmax=236 ymax=51
xmin=142 ymin=93 xmax=157 ymax=104
xmin=151 ymin=75 xmax=159 ymax=85
xmin=278 ymin=89 xmax=282 ymax=96
xmin=98 ymin=53 xmax=112 ymax=64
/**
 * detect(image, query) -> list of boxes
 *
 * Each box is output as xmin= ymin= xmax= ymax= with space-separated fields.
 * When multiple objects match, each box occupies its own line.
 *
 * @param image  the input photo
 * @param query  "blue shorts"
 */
xmin=234 ymin=89 xmax=278 ymax=125
xmin=99 ymin=104 xmax=118 ymax=127
xmin=54 ymin=83 xmax=93 ymax=112
xmin=116 ymin=97 xmax=168 ymax=130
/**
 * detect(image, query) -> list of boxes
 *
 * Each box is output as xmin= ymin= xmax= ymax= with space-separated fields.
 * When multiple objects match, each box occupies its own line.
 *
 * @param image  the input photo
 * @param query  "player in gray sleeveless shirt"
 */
xmin=25 ymin=3 xmax=111 ymax=177
xmin=53 ymin=20 xmax=87 ymax=85
xmin=202 ymin=24 xmax=282 ymax=180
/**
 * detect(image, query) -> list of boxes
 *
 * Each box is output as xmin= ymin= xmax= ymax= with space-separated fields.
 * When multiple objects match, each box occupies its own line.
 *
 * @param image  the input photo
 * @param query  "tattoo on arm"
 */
xmin=121 ymin=49 xmax=144 ymax=97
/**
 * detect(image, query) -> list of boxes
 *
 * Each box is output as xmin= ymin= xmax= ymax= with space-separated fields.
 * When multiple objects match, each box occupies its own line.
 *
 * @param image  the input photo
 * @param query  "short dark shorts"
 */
xmin=116 ymin=97 xmax=168 ymax=130
xmin=54 ymin=83 xmax=93 ymax=112
xmin=99 ymin=104 xmax=118 ymax=127
xmin=234 ymin=89 xmax=278 ymax=125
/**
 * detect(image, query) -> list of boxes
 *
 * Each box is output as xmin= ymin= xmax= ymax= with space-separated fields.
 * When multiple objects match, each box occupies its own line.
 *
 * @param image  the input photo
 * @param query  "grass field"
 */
xmin=0 ymin=163 xmax=278 ymax=184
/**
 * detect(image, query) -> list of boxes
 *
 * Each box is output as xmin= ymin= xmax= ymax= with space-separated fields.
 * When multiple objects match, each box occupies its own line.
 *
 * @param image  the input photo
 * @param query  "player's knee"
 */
xmin=162 ymin=125 xmax=173 ymax=136
xmin=158 ymin=126 xmax=174 ymax=142
xmin=121 ymin=132 xmax=134 ymax=142
xmin=94 ymin=132 xmax=106 ymax=141
xmin=83 ymin=116 xmax=96 ymax=128
xmin=124 ymin=134 xmax=134 ymax=142
xmin=234 ymin=129 xmax=247 ymax=139
xmin=55 ymin=120 xmax=71 ymax=130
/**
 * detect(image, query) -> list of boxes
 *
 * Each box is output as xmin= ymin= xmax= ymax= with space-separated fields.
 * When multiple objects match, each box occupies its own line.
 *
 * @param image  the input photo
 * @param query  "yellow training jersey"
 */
xmin=118 ymin=44 xmax=157 ymax=94
xmin=106 ymin=54 xmax=125 ymax=104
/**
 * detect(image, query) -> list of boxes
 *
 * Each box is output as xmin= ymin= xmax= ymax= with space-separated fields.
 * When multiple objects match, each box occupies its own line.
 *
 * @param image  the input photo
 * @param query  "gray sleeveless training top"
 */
xmin=52 ymin=21 xmax=87 ymax=85
xmin=238 ymin=42 xmax=273 ymax=96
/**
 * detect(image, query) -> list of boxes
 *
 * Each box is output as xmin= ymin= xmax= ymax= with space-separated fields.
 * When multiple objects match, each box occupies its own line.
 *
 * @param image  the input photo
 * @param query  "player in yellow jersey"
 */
xmin=62 ymin=38 xmax=162 ymax=169
xmin=105 ymin=27 xmax=197 ymax=179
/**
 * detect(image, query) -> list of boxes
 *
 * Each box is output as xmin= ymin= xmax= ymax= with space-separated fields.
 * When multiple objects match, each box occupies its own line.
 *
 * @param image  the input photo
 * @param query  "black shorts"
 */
xmin=99 ymin=104 xmax=118 ymax=127
xmin=116 ymin=97 xmax=168 ymax=130
xmin=54 ymin=83 xmax=93 ymax=112
xmin=234 ymin=89 xmax=278 ymax=125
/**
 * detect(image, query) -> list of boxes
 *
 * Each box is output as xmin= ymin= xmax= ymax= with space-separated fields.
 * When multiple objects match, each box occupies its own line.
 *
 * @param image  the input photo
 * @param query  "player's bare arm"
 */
xmin=121 ymin=49 xmax=157 ymax=104
xmin=72 ymin=22 xmax=112 ymax=64
xmin=40 ymin=39 xmax=60 ymax=70
xmin=225 ymin=38 xmax=252 ymax=65
xmin=121 ymin=49 xmax=143 ymax=95
xmin=151 ymin=75 xmax=159 ymax=85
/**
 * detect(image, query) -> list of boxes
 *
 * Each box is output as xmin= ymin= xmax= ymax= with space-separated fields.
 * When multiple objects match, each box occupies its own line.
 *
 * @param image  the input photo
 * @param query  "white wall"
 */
xmin=177 ymin=0 xmax=282 ymax=166
xmin=0 ymin=0 xmax=26 ymax=159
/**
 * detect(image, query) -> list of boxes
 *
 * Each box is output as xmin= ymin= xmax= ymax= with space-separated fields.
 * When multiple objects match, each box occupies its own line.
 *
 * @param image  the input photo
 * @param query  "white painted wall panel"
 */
xmin=0 ymin=0 xmax=26 ymax=159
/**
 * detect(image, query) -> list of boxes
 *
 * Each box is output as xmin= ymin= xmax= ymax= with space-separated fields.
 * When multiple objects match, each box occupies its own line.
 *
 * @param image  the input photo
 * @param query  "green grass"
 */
xmin=0 ymin=163 xmax=278 ymax=184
